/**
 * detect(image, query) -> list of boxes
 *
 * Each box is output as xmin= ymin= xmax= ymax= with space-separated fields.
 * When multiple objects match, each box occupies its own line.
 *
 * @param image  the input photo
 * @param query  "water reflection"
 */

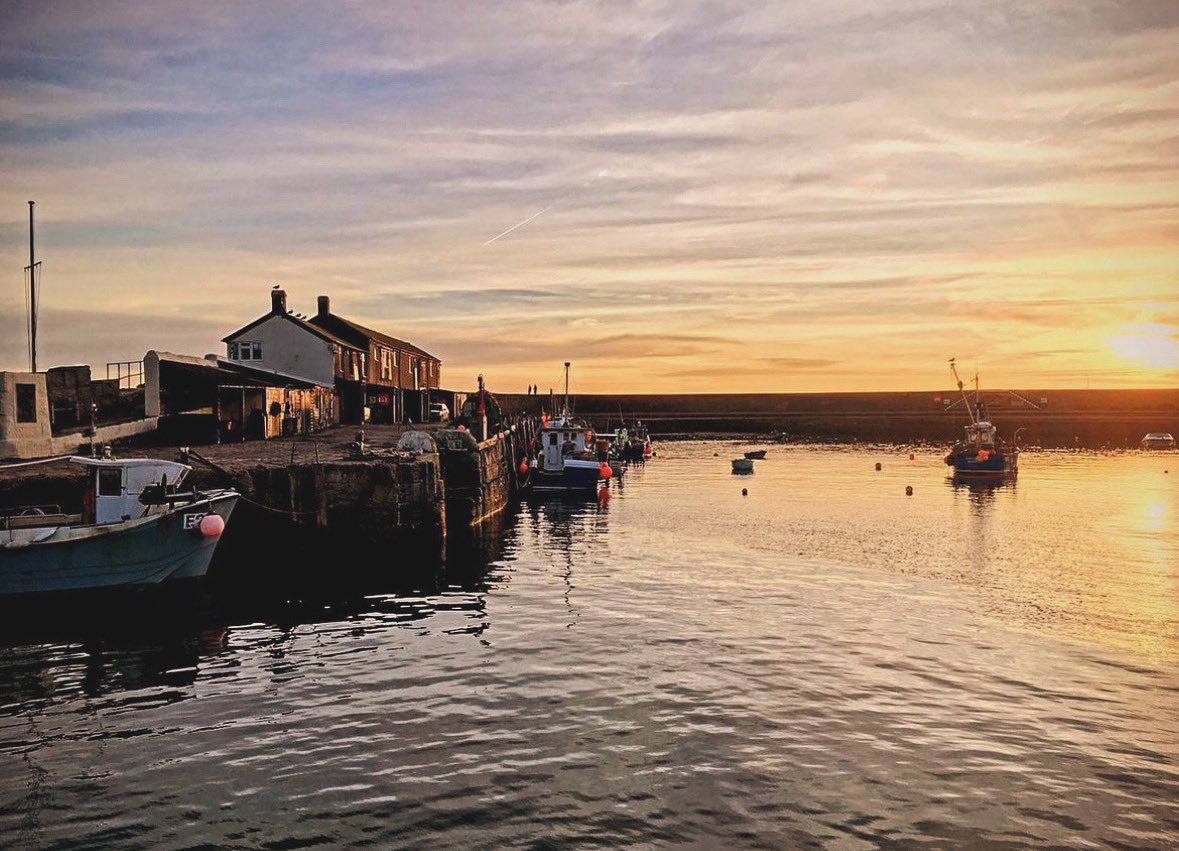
xmin=520 ymin=493 xmax=612 ymax=628
xmin=0 ymin=601 xmax=223 ymax=724
xmin=946 ymin=474 xmax=1017 ymax=508
xmin=0 ymin=508 xmax=520 ymax=712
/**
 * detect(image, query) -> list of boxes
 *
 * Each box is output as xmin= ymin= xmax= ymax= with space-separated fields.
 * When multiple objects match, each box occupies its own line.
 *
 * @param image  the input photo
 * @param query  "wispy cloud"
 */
xmin=1 ymin=1 xmax=1176 ymax=390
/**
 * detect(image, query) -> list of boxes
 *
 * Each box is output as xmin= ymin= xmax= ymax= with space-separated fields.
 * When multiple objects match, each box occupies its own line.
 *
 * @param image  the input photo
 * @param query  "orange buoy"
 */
xmin=598 ymin=462 xmax=612 ymax=479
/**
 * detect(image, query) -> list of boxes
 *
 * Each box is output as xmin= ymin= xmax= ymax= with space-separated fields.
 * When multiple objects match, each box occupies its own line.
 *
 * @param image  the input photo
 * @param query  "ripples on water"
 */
xmin=1 ymin=443 xmax=1176 ymax=849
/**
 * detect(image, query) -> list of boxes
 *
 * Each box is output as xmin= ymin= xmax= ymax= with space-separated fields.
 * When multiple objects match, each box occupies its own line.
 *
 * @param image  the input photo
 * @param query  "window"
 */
xmin=232 ymin=341 xmax=262 ymax=360
xmin=15 ymin=383 xmax=37 ymax=423
xmin=98 ymin=468 xmax=122 ymax=496
xmin=227 ymin=342 xmax=238 ymax=359
xmin=236 ymin=341 xmax=262 ymax=360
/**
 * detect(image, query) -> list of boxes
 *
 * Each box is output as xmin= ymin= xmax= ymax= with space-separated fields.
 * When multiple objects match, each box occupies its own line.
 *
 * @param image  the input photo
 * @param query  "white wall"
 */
xmin=0 ymin=372 xmax=52 ymax=455
xmin=225 ymin=315 xmax=336 ymax=387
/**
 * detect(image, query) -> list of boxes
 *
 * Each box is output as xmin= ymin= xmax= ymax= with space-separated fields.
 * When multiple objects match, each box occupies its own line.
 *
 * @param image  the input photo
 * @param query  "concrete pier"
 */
xmin=0 ymin=420 xmax=539 ymax=584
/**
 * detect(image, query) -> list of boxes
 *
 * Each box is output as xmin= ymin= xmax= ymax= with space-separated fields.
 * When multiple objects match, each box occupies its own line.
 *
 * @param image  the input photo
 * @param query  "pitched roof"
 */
xmin=221 ymin=311 xmax=364 ymax=352
xmin=309 ymin=313 xmax=438 ymax=361
xmin=149 ymin=350 xmax=321 ymax=389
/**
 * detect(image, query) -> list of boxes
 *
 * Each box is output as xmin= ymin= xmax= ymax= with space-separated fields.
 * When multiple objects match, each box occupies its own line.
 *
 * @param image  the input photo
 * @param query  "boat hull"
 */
xmin=0 ymin=493 xmax=238 ymax=595
xmin=946 ymin=451 xmax=1017 ymax=477
xmin=528 ymin=461 xmax=605 ymax=493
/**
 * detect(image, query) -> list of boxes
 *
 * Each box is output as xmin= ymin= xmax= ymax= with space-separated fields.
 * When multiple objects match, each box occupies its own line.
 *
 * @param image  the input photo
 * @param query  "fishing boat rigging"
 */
xmin=943 ymin=358 xmax=1019 ymax=479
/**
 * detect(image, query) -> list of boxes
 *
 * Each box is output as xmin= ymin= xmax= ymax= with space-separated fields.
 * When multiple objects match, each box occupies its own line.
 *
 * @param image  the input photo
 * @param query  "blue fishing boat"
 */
xmin=524 ymin=363 xmax=611 ymax=494
xmin=0 ymin=456 xmax=238 ymax=595
xmin=943 ymin=360 xmax=1018 ymax=478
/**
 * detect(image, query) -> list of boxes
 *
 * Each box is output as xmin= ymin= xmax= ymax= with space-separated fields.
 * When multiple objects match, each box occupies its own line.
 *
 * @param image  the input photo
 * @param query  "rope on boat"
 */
xmin=234 ymin=492 xmax=323 ymax=517
xmin=0 ymin=455 xmax=76 ymax=470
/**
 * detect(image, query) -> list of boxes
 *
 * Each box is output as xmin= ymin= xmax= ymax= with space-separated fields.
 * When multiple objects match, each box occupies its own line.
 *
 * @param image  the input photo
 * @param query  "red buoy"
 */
xmin=598 ymin=462 xmax=612 ymax=479
xmin=518 ymin=460 xmax=529 ymax=475
xmin=199 ymin=513 xmax=225 ymax=537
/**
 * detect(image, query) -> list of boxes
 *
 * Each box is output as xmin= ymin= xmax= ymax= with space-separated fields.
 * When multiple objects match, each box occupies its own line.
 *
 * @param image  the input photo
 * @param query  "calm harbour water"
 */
xmin=1 ymin=442 xmax=1177 ymax=849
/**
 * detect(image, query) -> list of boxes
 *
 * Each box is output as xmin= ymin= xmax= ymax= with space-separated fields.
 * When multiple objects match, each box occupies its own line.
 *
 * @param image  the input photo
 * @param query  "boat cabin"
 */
xmin=1141 ymin=432 xmax=1175 ymax=449
xmin=963 ymin=421 xmax=997 ymax=448
xmin=540 ymin=416 xmax=594 ymax=471
xmin=72 ymin=457 xmax=192 ymax=525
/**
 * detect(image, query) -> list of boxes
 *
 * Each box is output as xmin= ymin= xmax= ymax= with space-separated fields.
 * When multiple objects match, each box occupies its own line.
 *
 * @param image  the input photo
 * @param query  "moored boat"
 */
xmin=1140 ymin=432 xmax=1175 ymax=450
xmin=523 ymin=364 xmax=611 ymax=494
xmin=943 ymin=360 xmax=1018 ymax=479
xmin=743 ymin=450 xmax=767 ymax=460
xmin=1 ymin=456 xmax=238 ymax=595
xmin=731 ymin=458 xmax=754 ymax=473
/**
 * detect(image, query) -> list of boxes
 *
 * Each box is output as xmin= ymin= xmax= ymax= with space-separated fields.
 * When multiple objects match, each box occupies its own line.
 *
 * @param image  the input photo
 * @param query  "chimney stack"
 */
xmin=317 ymin=295 xmax=330 ymax=318
xmin=271 ymin=288 xmax=287 ymax=314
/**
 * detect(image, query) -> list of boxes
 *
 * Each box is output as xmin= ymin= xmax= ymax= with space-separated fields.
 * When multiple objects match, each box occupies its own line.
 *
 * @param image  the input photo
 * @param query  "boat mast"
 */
xmin=949 ymin=358 xmax=976 ymax=423
xmin=26 ymin=201 xmax=39 ymax=372
xmin=563 ymin=361 xmax=570 ymax=415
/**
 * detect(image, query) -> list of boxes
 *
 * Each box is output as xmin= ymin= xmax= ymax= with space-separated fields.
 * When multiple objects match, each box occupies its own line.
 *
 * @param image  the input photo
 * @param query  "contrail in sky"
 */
xmin=482 ymin=204 xmax=554 ymax=246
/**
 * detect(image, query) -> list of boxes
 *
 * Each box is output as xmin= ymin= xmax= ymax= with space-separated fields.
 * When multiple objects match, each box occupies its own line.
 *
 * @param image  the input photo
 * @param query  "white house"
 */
xmin=221 ymin=288 xmax=364 ymax=387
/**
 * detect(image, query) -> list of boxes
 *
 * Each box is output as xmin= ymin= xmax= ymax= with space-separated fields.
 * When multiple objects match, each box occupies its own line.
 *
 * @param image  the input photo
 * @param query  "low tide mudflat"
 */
xmin=1 ymin=442 xmax=1176 ymax=849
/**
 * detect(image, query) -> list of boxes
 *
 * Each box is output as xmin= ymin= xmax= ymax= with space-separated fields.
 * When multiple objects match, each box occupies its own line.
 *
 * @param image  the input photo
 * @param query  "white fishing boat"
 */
xmin=524 ymin=363 xmax=611 ymax=494
xmin=1 ymin=456 xmax=238 ymax=595
xmin=1140 ymin=432 xmax=1175 ymax=450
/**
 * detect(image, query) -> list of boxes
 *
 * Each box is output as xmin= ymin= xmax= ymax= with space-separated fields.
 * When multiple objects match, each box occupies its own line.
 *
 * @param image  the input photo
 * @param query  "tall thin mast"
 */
xmin=563 ymin=361 xmax=571 ymax=414
xmin=27 ymin=201 xmax=38 ymax=373
xmin=949 ymin=358 xmax=976 ymax=423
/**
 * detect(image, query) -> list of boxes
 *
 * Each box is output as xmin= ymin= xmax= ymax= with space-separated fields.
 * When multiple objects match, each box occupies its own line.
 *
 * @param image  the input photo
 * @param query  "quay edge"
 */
xmin=0 ymin=420 xmax=541 ymax=585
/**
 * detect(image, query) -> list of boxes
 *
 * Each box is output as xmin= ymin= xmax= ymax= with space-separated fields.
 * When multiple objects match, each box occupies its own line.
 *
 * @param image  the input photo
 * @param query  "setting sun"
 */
xmin=1109 ymin=325 xmax=1179 ymax=369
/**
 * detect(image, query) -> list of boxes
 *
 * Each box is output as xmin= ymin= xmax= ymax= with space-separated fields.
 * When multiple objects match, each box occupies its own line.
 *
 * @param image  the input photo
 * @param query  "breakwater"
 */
xmin=500 ymin=389 xmax=1178 ymax=448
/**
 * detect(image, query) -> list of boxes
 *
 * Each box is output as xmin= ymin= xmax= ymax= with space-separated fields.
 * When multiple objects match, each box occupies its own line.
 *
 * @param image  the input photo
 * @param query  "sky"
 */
xmin=1 ymin=1 xmax=1177 ymax=394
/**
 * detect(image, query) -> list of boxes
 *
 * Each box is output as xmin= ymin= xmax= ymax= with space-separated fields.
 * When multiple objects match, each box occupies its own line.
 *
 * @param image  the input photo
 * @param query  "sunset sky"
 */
xmin=1 ymin=1 xmax=1177 ymax=393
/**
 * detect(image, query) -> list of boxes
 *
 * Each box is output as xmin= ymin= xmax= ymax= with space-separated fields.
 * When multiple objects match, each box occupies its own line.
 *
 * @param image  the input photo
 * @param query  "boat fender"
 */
xmin=199 ymin=514 xmax=226 ymax=537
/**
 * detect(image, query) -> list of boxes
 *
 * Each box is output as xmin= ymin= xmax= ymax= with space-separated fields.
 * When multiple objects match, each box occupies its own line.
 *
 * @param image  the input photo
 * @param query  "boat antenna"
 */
xmin=949 ymin=358 xmax=977 ymax=423
xmin=563 ymin=361 xmax=571 ymax=415
xmin=25 ymin=201 xmax=40 ymax=372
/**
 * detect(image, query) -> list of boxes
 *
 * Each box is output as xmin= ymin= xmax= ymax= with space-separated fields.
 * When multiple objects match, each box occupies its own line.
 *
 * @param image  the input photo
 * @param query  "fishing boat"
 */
xmin=731 ymin=458 xmax=754 ymax=473
xmin=1140 ymin=432 xmax=1175 ymax=450
xmin=743 ymin=450 xmax=767 ymax=460
xmin=1 ymin=456 xmax=238 ymax=595
xmin=943 ymin=360 xmax=1018 ymax=478
xmin=524 ymin=364 xmax=611 ymax=494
